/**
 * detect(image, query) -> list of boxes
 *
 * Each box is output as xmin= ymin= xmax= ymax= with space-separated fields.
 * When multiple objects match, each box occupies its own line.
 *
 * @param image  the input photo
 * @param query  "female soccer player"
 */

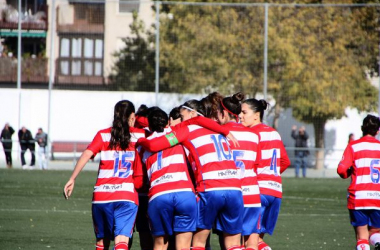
xmin=337 ymin=114 xmax=380 ymax=250
xmin=63 ymin=100 xmax=145 ymax=250
xmin=215 ymin=93 xmax=261 ymax=250
xmin=142 ymin=107 xmax=197 ymax=250
xmin=137 ymin=99 xmax=244 ymax=250
xmin=239 ymin=99 xmax=290 ymax=250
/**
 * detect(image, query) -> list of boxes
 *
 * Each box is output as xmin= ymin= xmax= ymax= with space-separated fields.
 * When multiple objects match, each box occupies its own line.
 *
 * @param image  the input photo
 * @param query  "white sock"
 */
xmin=370 ymin=233 xmax=380 ymax=246
xmin=357 ymin=244 xmax=370 ymax=250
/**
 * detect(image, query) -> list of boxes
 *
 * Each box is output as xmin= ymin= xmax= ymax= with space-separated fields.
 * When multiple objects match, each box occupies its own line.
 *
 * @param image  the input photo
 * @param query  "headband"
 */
xmin=220 ymin=100 xmax=239 ymax=122
xmin=181 ymin=105 xmax=204 ymax=117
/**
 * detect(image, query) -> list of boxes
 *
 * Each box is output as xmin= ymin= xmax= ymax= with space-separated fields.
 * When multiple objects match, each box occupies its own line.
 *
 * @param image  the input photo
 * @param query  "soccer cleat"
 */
xmin=375 ymin=242 xmax=380 ymax=250
xmin=22 ymin=165 xmax=29 ymax=169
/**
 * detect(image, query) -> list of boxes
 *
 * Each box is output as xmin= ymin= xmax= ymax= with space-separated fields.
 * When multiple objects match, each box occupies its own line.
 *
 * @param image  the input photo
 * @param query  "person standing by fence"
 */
xmin=337 ymin=114 xmax=380 ymax=250
xmin=18 ymin=126 xmax=35 ymax=169
xmin=291 ymin=125 xmax=309 ymax=178
xmin=1 ymin=123 xmax=15 ymax=168
xmin=35 ymin=128 xmax=48 ymax=170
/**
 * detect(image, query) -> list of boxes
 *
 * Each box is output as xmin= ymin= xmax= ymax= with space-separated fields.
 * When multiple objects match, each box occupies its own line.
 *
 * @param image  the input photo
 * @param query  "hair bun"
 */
xmin=232 ymin=92 xmax=245 ymax=104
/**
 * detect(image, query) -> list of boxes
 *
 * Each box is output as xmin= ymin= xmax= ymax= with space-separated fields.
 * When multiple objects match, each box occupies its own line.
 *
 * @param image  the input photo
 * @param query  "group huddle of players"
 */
xmin=131 ymin=92 xmax=290 ymax=250
xmin=63 ymin=91 xmax=380 ymax=250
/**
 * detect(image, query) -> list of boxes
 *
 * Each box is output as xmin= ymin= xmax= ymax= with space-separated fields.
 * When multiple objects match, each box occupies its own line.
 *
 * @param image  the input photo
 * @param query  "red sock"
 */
xmin=95 ymin=244 xmax=104 ymax=250
xmin=258 ymin=242 xmax=272 ymax=250
xmin=191 ymin=247 xmax=206 ymax=250
xmin=114 ymin=242 xmax=128 ymax=250
xmin=357 ymin=239 xmax=370 ymax=250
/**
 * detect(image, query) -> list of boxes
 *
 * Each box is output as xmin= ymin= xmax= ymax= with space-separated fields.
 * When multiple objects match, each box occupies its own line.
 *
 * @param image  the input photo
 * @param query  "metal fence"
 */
xmin=1 ymin=0 xmax=379 ymax=169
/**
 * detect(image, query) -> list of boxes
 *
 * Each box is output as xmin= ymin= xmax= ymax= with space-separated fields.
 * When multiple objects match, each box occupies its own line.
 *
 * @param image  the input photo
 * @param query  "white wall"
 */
xmin=0 ymin=88 xmax=373 ymax=169
xmin=0 ymin=89 xmax=200 ymax=142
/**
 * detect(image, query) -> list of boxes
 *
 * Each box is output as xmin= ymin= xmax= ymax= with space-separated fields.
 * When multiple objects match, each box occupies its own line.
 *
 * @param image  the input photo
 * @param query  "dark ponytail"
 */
xmin=109 ymin=100 xmax=135 ymax=151
xmin=242 ymin=98 xmax=269 ymax=122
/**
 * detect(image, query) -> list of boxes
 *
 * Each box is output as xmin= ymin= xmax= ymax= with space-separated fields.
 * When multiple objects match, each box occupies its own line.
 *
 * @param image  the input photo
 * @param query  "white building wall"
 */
xmin=104 ymin=0 xmax=154 ymax=78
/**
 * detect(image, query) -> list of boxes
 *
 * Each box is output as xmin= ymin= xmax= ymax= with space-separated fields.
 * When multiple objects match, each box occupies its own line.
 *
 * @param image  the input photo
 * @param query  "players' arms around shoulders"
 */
xmin=137 ymin=116 xmax=239 ymax=152
xmin=181 ymin=116 xmax=239 ymax=147
xmin=64 ymin=149 xmax=94 ymax=199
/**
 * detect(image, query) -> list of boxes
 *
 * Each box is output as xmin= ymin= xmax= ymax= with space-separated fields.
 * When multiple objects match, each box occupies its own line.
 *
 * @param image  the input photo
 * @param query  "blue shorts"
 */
xmin=349 ymin=209 xmax=380 ymax=227
xmin=242 ymin=206 xmax=261 ymax=236
xmin=92 ymin=201 xmax=138 ymax=239
xmin=197 ymin=190 xmax=243 ymax=234
xmin=259 ymin=194 xmax=281 ymax=235
xmin=136 ymin=195 xmax=150 ymax=232
xmin=148 ymin=191 xmax=197 ymax=236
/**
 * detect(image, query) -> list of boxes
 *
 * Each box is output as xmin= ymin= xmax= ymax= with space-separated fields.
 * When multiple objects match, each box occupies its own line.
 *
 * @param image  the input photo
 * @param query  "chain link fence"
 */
xmin=0 ymin=1 xmax=379 ymax=170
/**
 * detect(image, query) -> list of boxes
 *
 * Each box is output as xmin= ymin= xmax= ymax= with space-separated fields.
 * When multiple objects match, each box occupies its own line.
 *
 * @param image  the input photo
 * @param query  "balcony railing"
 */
xmin=0 ymin=57 xmax=48 ymax=83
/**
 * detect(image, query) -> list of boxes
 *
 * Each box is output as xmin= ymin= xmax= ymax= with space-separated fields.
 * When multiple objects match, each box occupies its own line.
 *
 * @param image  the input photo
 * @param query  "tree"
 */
xmin=267 ymin=2 xmax=378 ymax=168
xmin=109 ymin=12 xmax=155 ymax=91
xmin=157 ymin=0 xmax=378 ymax=168
xmin=159 ymin=1 xmax=265 ymax=95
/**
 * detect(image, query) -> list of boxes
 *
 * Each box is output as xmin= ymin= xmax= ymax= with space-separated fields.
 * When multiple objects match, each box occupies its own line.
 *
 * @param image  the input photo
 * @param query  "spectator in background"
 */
xmin=348 ymin=133 xmax=355 ymax=143
xmin=1 ymin=123 xmax=15 ymax=168
xmin=291 ymin=125 xmax=309 ymax=178
xmin=35 ymin=128 xmax=48 ymax=170
xmin=18 ymin=126 xmax=35 ymax=169
xmin=169 ymin=106 xmax=181 ymax=126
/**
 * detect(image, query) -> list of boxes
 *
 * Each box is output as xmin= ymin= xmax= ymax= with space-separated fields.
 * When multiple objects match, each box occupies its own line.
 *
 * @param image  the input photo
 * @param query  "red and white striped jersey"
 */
xmin=137 ymin=118 xmax=242 ymax=193
xmin=87 ymin=127 xmax=145 ymax=204
xmin=338 ymin=136 xmax=380 ymax=210
xmin=224 ymin=122 xmax=261 ymax=207
xmin=250 ymin=123 xmax=290 ymax=198
xmin=142 ymin=128 xmax=195 ymax=202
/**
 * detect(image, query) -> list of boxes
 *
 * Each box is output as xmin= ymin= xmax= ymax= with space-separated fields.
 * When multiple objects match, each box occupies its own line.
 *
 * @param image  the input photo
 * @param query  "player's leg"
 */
xmin=193 ymin=192 xmax=219 ymax=249
xmin=369 ymin=210 xmax=380 ymax=250
xmin=350 ymin=209 xmax=370 ymax=250
xmin=258 ymin=195 xmax=281 ymax=250
xmin=242 ymin=206 xmax=261 ymax=250
xmin=369 ymin=228 xmax=380 ymax=250
xmin=152 ymin=235 xmax=169 ymax=250
xmin=136 ymin=195 xmax=154 ymax=250
xmin=92 ymin=203 xmax=114 ymax=250
xmin=173 ymin=191 xmax=197 ymax=250
xmin=148 ymin=194 xmax=176 ymax=250
xmin=114 ymin=202 xmax=139 ymax=249
xmin=217 ymin=190 xmax=243 ymax=249
xmin=96 ymin=238 xmax=110 ymax=250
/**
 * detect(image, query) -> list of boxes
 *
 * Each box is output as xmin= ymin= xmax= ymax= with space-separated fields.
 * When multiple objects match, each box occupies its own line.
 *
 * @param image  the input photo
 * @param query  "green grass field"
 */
xmin=0 ymin=169 xmax=361 ymax=249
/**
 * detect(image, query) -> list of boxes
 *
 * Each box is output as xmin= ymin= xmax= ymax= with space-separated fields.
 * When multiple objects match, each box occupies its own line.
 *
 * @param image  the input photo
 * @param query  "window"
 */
xmin=119 ymin=0 xmax=139 ymax=13
xmin=59 ymin=36 xmax=103 ymax=77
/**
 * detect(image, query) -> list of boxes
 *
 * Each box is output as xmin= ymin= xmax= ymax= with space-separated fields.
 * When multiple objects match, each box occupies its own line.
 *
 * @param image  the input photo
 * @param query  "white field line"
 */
xmin=284 ymin=196 xmax=344 ymax=202
xmin=0 ymin=208 xmax=90 ymax=213
xmin=280 ymin=213 xmax=347 ymax=216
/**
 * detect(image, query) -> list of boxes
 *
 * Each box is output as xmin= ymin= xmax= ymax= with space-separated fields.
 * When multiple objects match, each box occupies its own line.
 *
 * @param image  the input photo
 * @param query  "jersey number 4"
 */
xmin=270 ymin=150 xmax=279 ymax=176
